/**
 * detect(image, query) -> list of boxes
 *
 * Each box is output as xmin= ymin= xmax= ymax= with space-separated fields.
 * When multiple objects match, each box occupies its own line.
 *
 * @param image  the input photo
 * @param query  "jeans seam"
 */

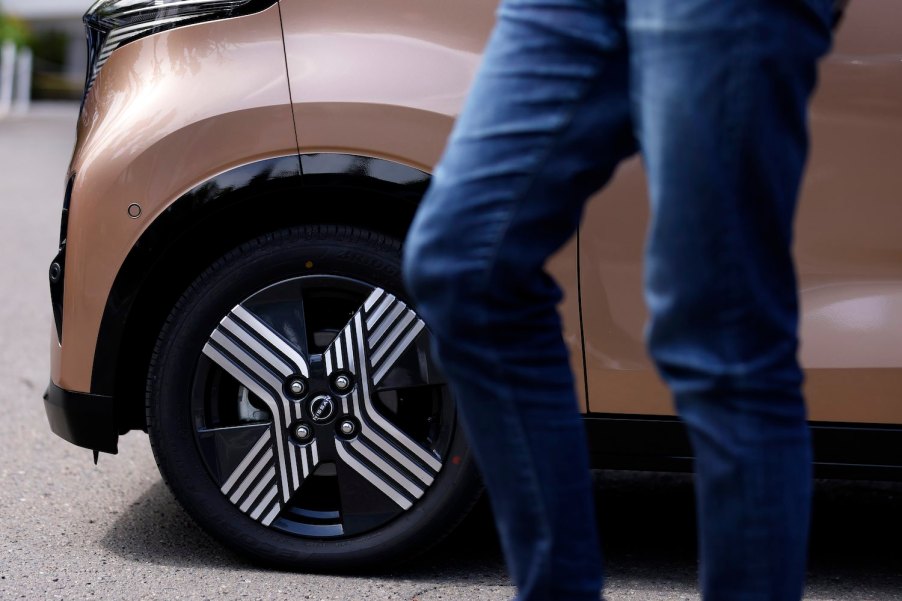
xmin=454 ymin=303 xmax=556 ymax=596
xmin=718 ymin=10 xmax=756 ymax=378
xmin=718 ymin=6 xmax=773 ymax=595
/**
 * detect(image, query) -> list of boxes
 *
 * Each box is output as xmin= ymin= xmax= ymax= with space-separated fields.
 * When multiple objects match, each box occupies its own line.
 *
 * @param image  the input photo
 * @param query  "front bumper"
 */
xmin=43 ymin=382 xmax=118 ymax=454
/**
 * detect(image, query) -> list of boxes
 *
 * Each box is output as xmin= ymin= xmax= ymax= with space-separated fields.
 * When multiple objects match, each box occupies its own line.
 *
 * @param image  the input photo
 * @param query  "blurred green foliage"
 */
xmin=0 ymin=11 xmax=32 ymax=48
xmin=0 ymin=8 xmax=82 ymax=100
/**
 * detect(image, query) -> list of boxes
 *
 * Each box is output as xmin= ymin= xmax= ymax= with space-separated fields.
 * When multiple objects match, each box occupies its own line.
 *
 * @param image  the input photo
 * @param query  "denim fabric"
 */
xmin=403 ymin=1 xmax=833 ymax=599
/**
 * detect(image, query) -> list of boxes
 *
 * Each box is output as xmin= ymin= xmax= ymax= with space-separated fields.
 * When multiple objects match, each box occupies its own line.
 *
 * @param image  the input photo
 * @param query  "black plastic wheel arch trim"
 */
xmin=90 ymin=154 xmax=429 ymax=400
xmin=44 ymin=381 xmax=118 ymax=454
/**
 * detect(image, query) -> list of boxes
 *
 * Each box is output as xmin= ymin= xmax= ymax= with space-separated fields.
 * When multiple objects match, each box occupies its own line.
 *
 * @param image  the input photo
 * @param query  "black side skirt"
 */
xmin=584 ymin=415 xmax=902 ymax=481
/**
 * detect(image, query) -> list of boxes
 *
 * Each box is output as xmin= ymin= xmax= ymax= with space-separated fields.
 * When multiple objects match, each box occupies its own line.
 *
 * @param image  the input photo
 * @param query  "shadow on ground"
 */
xmin=99 ymin=471 xmax=902 ymax=593
xmin=99 ymin=480 xmax=244 ymax=570
xmin=806 ymin=479 xmax=902 ymax=596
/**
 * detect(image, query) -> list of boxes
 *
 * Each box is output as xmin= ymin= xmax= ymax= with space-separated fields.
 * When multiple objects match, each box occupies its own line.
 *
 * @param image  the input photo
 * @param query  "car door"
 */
xmin=579 ymin=0 xmax=902 ymax=423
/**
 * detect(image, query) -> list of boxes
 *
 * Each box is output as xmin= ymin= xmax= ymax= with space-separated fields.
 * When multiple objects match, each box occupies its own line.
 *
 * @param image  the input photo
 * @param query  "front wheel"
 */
xmin=146 ymin=226 xmax=481 ymax=570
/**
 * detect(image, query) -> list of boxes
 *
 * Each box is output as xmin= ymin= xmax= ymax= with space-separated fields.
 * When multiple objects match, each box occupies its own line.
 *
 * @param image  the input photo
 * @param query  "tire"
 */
xmin=146 ymin=225 xmax=481 ymax=570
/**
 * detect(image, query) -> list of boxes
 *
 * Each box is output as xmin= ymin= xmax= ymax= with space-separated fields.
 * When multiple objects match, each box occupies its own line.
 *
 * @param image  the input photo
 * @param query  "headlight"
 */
xmin=82 ymin=0 xmax=278 ymax=97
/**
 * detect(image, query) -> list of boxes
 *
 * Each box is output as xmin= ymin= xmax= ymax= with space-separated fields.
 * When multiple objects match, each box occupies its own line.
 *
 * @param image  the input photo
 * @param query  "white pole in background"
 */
xmin=0 ymin=41 xmax=16 ymax=117
xmin=13 ymin=46 xmax=31 ymax=114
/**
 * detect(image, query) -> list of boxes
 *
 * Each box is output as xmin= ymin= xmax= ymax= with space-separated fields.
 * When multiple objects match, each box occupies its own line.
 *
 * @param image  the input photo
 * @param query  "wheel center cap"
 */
xmin=309 ymin=395 xmax=337 ymax=424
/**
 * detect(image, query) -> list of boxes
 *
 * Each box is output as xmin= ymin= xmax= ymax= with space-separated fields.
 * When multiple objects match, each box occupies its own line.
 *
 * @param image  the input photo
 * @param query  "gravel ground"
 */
xmin=0 ymin=106 xmax=899 ymax=601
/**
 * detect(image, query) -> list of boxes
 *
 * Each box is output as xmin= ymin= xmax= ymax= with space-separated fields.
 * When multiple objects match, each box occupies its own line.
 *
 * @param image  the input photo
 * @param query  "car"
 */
xmin=44 ymin=0 xmax=901 ymax=570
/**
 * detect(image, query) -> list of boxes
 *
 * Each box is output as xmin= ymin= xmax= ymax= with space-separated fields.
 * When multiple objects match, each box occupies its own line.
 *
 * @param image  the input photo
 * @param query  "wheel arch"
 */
xmin=93 ymin=153 xmax=430 ymax=433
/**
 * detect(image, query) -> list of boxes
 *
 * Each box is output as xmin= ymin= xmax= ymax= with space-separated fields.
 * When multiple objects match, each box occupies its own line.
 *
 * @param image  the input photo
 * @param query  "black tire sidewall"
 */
xmin=147 ymin=226 xmax=480 ymax=570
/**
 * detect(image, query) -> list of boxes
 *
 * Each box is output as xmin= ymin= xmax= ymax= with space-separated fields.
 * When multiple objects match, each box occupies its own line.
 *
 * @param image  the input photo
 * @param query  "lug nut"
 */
xmin=295 ymin=424 xmax=312 ymax=441
xmin=339 ymin=420 xmax=356 ymax=437
xmin=288 ymin=378 xmax=307 ymax=396
xmin=334 ymin=375 xmax=351 ymax=391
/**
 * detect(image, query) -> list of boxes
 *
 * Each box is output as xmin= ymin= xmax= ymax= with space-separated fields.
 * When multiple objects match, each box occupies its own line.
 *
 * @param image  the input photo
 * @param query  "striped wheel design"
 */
xmin=191 ymin=276 xmax=453 ymax=538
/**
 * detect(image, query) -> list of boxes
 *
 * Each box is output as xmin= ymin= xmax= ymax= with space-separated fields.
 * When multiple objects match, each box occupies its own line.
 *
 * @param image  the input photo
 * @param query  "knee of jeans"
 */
xmin=403 ymin=214 xmax=492 ymax=341
xmin=401 ymin=228 xmax=437 ymax=308
xmin=643 ymin=278 xmax=733 ymax=382
xmin=645 ymin=299 xmax=804 ymax=399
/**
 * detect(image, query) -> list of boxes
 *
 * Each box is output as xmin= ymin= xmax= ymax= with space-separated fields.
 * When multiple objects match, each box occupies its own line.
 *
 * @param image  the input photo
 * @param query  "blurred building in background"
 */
xmin=2 ymin=0 xmax=89 ymax=100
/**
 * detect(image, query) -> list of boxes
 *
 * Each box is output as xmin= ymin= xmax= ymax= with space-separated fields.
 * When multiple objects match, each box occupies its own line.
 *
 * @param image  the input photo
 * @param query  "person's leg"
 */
xmin=627 ymin=1 xmax=834 ymax=598
xmin=404 ymin=1 xmax=636 ymax=598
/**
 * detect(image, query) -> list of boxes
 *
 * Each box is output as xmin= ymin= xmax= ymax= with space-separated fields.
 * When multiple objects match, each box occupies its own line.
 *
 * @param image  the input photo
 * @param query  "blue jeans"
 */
xmin=403 ymin=1 xmax=833 ymax=599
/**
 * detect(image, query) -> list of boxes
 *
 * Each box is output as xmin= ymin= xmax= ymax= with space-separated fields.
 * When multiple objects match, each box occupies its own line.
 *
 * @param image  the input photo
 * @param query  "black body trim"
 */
xmin=585 ymin=414 xmax=902 ymax=480
xmin=44 ymin=382 xmax=118 ymax=454
xmin=49 ymin=247 xmax=66 ymax=343
xmin=49 ymin=175 xmax=76 ymax=343
xmin=298 ymin=154 xmax=430 ymax=200
xmin=584 ymin=415 xmax=693 ymax=472
xmin=90 ymin=154 xmax=429 ymax=400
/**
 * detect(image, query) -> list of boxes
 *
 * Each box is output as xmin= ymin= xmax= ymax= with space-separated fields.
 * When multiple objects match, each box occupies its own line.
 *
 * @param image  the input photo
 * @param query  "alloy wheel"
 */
xmin=190 ymin=275 xmax=453 ymax=538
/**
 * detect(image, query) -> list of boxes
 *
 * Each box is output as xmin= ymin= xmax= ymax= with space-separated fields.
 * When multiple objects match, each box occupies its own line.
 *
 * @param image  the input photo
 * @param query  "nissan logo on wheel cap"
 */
xmin=309 ymin=395 xmax=336 ymax=424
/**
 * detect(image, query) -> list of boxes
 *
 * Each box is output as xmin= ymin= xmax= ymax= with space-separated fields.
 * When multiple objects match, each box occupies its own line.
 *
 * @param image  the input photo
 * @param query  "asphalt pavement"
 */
xmin=0 ymin=107 xmax=900 ymax=601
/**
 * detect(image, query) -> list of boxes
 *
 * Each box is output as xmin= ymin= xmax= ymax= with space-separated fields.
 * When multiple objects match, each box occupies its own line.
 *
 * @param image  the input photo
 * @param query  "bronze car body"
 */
xmin=45 ymin=0 xmax=901 ymax=567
